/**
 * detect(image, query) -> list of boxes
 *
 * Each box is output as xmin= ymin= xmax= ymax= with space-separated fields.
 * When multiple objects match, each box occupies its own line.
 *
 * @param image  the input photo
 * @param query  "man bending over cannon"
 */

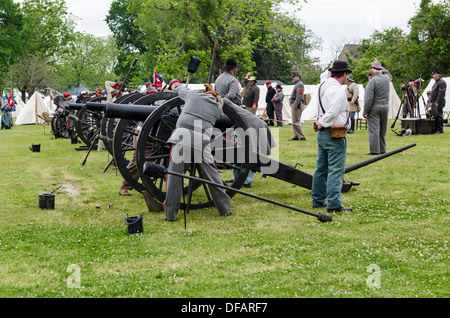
xmin=164 ymin=81 xmax=232 ymax=221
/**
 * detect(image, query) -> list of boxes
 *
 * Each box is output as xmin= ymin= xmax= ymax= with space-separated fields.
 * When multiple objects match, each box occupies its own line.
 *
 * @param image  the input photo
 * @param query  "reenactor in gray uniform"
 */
xmin=363 ymin=60 xmax=392 ymax=155
xmin=214 ymin=58 xmax=242 ymax=105
xmin=430 ymin=70 xmax=447 ymax=134
xmin=164 ymin=82 xmax=232 ymax=221
xmin=290 ymin=65 xmax=306 ymax=140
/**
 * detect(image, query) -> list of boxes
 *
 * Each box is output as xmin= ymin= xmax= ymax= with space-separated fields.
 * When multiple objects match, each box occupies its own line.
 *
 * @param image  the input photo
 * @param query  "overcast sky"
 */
xmin=15 ymin=0 xmax=424 ymax=66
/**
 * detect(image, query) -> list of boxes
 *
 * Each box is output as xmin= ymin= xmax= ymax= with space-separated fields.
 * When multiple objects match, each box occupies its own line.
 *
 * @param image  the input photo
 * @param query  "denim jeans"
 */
xmin=311 ymin=131 xmax=347 ymax=209
xmin=233 ymin=169 xmax=255 ymax=185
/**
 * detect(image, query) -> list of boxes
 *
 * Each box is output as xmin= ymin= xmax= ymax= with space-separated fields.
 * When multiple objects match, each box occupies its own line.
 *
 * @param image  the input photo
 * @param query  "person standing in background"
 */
xmin=363 ymin=59 xmax=392 ymax=155
xmin=265 ymin=81 xmax=276 ymax=126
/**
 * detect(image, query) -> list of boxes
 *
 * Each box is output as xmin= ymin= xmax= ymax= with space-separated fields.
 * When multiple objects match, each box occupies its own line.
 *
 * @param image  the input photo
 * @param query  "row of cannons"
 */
xmin=51 ymin=89 xmax=415 ymax=223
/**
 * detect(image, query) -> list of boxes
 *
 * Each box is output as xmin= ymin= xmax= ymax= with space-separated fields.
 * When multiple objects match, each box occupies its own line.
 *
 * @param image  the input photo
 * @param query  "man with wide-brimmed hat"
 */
xmin=363 ymin=59 xmax=392 ymax=154
xmin=430 ymin=70 xmax=446 ymax=133
xmin=214 ymin=58 xmax=242 ymax=105
xmin=243 ymin=74 xmax=260 ymax=115
xmin=312 ymin=60 xmax=353 ymax=213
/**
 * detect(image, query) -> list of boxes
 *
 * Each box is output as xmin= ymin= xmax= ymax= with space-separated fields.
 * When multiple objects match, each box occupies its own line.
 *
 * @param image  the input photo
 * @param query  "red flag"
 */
xmin=154 ymin=70 xmax=163 ymax=89
xmin=7 ymin=91 xmax=15 ymax=109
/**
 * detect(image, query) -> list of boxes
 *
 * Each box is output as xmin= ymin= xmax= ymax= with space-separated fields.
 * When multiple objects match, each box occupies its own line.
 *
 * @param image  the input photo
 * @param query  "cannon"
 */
xmin=104 ymin=93 xmax=416 ymax=221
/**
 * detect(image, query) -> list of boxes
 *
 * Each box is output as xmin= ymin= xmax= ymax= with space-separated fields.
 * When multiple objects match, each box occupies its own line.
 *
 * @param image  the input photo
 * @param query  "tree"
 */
xmin=51 ymin=33 xmax=120 ymax=93
xmin=20 ymin=0 xmax=76 ymax=59
xmin=125 ymin=0 xmax=307 ymax=83
xmin=406 ymin=0 xmax=450 ymax=78
xmin=7 ymin=54 xmax=53 ymax=100
xmin=0 ymin=0 xmax=24 ymax=87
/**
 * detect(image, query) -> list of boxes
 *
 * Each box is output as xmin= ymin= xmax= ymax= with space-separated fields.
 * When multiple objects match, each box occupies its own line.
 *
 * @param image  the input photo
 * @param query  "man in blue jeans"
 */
xmin=312 ymin=61 xmax=353 ymax=213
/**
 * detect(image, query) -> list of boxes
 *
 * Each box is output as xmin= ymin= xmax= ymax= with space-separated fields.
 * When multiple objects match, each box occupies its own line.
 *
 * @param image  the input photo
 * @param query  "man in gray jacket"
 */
xmin=363 ymin=59 xmax=392 ymax=155
xmin=164 ymin=82 xmax=232 ymax=221
xmin=290 ymin=65 xmax=306 ymax=140
xmin=214 ymin=58 xmax=242 ymax=105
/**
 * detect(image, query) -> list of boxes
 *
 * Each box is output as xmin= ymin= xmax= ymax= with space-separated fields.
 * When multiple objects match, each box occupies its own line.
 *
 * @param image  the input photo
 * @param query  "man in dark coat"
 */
xmin=430 ymin=70 xmax=447 ymax=134
xmin=265 ymin=81 xmax=276 ymax=126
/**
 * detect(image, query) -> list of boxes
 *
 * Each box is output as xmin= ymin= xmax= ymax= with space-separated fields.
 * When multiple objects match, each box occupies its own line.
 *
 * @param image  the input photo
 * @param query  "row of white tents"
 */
xmin=9 ymin=77 xmax=449 ymax=126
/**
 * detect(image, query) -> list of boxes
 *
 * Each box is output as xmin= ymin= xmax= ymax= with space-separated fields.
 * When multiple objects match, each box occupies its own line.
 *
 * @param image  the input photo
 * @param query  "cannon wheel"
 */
xmin=135 ymin=96 xmax=251 ymax=210
xmin=53 ymin=112 xmax=72 ymax=138
xmin=112 ymin=92 xmax=178 ymax=193
xmin=74 ymin=96 xmax=106 ymax=147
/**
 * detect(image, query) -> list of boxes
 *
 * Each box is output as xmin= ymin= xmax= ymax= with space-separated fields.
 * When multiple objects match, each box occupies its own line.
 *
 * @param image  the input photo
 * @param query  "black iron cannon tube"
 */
xmin=344 ymin=143 xmax=416 ymax=174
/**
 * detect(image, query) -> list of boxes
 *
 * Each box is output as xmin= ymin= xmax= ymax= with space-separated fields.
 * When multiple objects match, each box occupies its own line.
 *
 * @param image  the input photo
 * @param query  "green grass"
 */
xmin=0 ymin=120 xmax=448 ymax=298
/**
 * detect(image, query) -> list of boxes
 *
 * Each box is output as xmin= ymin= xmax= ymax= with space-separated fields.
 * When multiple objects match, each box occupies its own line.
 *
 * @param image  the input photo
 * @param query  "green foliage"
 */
xmin=0 ymin=0 xmax=24 ymax=82
xmin=51 ymin=33 xmax=120 ymax=93
xmin=348 ymin=0 xmax=450 ymax=95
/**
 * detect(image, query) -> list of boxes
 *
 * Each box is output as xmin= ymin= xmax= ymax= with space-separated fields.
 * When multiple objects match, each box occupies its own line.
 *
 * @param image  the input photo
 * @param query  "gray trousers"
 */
xmin=291 ymin=103 xmax=306 ymax=139
xmin=367 ymin=105 xmax=389 ymax=154
xmin=164 ymin=143 xmax=231 ymax=221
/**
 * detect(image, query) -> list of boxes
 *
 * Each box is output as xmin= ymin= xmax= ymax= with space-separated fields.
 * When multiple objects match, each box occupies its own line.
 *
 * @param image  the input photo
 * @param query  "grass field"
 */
xmin=0 ymin=119 xmax=448 ymax=299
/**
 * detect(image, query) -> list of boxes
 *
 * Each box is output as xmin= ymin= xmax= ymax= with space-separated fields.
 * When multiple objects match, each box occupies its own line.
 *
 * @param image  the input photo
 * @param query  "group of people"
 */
xmin=116 ymin=57 xmax=446 ymax=222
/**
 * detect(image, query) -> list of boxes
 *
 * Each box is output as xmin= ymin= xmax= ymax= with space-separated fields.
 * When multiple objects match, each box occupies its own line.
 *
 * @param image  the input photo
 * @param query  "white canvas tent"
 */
xmin=11 ymin=95 xmax=26 ymax=118
xmin=43 ymin=95 xmax=57 ymax=112
xmin=421 ymin=77 xmax=449 ymax=113
xmin=15 ymin=92 xmax=52 ymax=125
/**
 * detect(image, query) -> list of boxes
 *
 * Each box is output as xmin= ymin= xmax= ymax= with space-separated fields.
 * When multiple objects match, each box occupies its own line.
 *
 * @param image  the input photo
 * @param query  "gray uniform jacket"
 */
xmin=273 ymin=90 xmax=284 ymax=105
xmin=242 ymin=83 xmax=260 ymax=108
xmin=168 ymin=85 xmax=223 ymax=150
xmin=214 ymin=71 xmax=242 ymax=105
xmin=363 ymin=69 xmax=392 ymax=116
xmin=290 ymin=80 xmax=304 ymax=108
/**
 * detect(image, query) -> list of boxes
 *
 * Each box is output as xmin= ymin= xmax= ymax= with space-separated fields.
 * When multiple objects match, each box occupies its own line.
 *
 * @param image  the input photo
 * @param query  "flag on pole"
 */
xmin=154 ymin=70 xmax=163 ymax=89
xmin=7 ymin=91 xmax=15 ymax=111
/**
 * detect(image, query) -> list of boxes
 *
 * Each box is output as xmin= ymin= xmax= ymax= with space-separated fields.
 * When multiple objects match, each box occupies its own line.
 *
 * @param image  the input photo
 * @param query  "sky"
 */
xmin=15 ymin=0 xmax=423 ymax=66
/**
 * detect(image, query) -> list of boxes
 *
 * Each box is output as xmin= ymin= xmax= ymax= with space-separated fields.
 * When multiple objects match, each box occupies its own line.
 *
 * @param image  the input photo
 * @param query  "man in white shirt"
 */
xmin=312 ymin=61 xmax=353 ymax=213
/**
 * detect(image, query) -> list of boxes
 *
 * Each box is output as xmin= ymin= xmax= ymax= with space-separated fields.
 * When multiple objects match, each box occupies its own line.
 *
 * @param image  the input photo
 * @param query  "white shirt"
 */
xmin=318 ymin=77 xmax=349 ymax=128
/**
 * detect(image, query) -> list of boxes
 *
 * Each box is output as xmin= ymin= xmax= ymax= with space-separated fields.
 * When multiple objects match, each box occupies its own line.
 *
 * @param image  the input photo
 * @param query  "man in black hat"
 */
xmin=312 ymin=60 xmax=353 ymax=213
xmin=214 ymin=58 xmax=242 ymax=105
xmin=430 ymin=70 xmax=446 ymax=134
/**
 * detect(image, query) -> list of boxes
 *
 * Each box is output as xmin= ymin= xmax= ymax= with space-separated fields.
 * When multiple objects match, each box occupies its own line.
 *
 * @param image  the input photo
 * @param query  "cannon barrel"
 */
xmin=104 ymin=102 xmax=159 ymax=121
xmin=68 ymin=103 xmax=84 ymax=110
xmin=344 ymin=143 xmax=416 ymax=174
xmin=104 ymin=102 xmax=235 ymax=129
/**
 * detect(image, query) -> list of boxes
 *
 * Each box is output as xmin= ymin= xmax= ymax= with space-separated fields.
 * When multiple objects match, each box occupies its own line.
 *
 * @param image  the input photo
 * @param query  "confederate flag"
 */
xmin=154 ymin=70 xmax=163 ymax=89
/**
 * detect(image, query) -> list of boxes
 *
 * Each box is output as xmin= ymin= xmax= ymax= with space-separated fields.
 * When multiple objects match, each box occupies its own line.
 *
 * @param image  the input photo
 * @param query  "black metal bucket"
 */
xmin=124 ymin=213 xmax=143 ymax=235
xmin=39 ymin=193 xmax=55 ymax=209
xmin=30 ymin=144 xmax=41 ymax=152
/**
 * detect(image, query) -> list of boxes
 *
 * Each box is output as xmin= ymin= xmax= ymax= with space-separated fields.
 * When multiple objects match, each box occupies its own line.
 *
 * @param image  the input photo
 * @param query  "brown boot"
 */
xmin=119 ymin=189 xmax=131 ymax=196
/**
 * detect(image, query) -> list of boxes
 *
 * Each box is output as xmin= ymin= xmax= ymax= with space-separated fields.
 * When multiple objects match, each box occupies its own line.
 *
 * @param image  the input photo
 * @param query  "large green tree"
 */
xmin=120 ymin=0 xmax=312 ymax=84
xmin=348 ymin=0 xmax=450 ymax=95
xmin=0 ymin=0 xmax=24 ymax=88
xmin=51 ymin=33 xmax=120 ymax=93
